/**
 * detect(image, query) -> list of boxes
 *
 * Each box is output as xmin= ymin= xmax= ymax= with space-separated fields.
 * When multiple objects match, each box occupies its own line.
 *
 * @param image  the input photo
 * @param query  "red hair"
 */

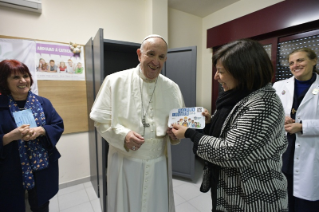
xmin=0 ymin=59 xmax=34 ymax=95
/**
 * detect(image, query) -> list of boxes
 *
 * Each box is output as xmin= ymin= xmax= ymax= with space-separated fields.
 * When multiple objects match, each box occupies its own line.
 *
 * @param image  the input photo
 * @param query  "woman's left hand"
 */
xmin=285 ymin=123 xmax=302 ymax=134
xmin=23 ymin=127 xmax=46 ymax=141
xmin=171 ymin=124 xmax=188 ymax=139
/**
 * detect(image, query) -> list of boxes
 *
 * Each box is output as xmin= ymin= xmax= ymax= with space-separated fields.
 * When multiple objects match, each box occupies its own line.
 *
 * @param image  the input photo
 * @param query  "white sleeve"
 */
xmin=301 ymin=119 xmax=319 ymax=136
xmin=90 ymin=77 xmax=131 ymax=151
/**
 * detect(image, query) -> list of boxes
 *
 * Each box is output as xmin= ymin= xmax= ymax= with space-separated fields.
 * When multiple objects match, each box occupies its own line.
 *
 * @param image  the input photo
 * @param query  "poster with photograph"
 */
xmin=168 ymin=107 xmax=205 ymax=129
xmin=35 ymin=41 xmax=85 ymax=80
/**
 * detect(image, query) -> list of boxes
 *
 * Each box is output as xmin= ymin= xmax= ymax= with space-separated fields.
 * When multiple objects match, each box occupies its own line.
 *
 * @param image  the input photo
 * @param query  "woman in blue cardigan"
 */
xmin=0 ymin=60 xmax=64 ymax=212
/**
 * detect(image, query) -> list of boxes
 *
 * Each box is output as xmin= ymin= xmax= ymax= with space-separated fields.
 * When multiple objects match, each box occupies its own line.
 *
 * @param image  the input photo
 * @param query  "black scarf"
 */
xmin=205 ymin=88 xmax=251 ymax=212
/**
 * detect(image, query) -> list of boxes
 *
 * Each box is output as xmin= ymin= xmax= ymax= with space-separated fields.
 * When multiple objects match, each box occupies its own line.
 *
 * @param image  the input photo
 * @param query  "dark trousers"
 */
xmin=26 ymin=187 xmax=50 ymax=212
xmin=285 ymin=173 xmax=319 ymax=212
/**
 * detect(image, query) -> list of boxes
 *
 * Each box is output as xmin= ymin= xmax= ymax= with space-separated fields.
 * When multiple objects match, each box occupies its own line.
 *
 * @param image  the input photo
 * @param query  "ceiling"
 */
xmin=168 ymin=0 xmax=240 ymax=18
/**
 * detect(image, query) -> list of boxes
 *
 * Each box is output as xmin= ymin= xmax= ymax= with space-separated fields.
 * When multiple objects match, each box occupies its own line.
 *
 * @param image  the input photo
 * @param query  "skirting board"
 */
xmin=59 ymin=176 xmax=91 ymax=190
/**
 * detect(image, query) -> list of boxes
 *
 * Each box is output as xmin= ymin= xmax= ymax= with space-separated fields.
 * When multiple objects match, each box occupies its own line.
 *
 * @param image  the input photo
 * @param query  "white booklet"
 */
xmin=168 ymin=107 xmax=205 ymax=129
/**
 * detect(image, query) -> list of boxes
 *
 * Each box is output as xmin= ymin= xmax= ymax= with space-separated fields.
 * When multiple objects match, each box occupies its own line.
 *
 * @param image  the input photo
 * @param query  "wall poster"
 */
xmin=35 ymin=41 xmax=85 ymax=81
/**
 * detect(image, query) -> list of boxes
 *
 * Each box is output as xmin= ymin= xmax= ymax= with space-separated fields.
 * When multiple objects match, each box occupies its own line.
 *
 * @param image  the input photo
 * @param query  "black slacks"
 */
xmin=26 ymin=187 xmax=50 ymax=212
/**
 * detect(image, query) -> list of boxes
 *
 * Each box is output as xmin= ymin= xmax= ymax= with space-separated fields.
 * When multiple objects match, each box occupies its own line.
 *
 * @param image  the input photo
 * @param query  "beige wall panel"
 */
xmin=38 ymin=80 xmax=88 ymax=134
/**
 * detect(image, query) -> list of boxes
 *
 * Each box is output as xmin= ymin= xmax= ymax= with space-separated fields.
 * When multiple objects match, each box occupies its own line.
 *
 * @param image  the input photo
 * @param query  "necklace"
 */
xmin=138 ymin=70 xmax=158 ymax=136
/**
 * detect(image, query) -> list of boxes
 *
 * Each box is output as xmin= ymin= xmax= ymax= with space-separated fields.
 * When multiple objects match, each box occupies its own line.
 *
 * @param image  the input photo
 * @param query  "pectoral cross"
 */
xmin=142 ymin=118 xmax=150 ymax=127
xmin=291 ymin=108 xmax=296 ymax=114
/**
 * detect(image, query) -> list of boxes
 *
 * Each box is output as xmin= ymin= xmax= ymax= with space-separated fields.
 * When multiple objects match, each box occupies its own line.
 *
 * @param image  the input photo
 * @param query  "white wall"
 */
xmin=147 ymin=0 xmax=168 ymax=40
xmin=168 ymin=8 xmax=202 ymax=106
xmin=0 ymin=0 xmax=147 ymax=45
xmin=57 ymin=132 xmax=90 ymax=184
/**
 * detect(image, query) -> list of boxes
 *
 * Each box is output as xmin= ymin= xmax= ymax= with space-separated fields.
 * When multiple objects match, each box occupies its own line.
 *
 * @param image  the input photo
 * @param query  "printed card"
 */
xmin=168 ymin=107 xmax=205 ymax=129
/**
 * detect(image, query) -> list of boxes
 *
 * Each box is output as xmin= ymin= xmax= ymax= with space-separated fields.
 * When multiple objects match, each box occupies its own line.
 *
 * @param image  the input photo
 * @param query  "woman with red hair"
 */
xmin=0 ymin=59 xmax=64 ymax=212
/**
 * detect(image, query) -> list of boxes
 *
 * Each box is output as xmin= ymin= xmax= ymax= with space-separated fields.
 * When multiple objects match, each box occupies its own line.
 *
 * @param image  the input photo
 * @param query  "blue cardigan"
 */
xmin=0 ymin=94 xmax=64 ymax=211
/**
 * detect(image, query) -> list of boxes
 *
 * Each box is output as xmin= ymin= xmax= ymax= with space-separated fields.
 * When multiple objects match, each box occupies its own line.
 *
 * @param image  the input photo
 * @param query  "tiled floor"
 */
xmin=47 ymin=158 xmax=211 ymax=212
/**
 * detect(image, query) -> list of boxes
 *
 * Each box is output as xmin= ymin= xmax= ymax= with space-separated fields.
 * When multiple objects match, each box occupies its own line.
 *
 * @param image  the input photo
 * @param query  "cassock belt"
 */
xmin=119 ymin=138 xmax=166 ymax=160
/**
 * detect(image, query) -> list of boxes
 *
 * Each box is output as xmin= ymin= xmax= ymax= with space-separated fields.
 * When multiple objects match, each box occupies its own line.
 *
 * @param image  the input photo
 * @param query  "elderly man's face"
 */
xmin=137 ymin=37 xmax=167 ymax=80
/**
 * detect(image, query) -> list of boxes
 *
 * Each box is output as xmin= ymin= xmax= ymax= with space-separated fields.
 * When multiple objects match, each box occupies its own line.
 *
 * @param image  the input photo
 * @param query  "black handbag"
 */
xmin=200 ymin=161 xmax=212 ymax=193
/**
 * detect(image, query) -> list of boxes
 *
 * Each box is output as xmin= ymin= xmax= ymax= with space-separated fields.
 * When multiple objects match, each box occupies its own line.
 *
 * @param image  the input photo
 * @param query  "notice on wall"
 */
xmin=35 ymin=41 xmax=85 ymax=81
xmin=168 ymin=107 xmax=205 ymax=129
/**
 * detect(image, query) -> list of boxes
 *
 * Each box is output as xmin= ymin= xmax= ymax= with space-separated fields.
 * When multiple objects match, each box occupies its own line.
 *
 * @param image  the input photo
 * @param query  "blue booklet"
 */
xmin=12 ymin=109 xmax=37 ymax=128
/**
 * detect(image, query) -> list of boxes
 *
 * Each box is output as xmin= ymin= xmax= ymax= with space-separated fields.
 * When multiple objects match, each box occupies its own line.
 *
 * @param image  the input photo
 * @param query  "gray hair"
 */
xmin=140 ymin=34 xmax=168 ymax=53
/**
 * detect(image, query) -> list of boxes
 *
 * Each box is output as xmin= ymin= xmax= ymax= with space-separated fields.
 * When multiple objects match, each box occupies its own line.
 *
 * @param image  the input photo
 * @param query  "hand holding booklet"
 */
xmin=168 ymin=107 xmax=205 ymax=129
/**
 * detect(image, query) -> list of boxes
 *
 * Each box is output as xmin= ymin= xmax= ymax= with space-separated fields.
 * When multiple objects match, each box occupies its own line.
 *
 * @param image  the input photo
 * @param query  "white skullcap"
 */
xmin=142 ymin=34 xmax=168 ymax=45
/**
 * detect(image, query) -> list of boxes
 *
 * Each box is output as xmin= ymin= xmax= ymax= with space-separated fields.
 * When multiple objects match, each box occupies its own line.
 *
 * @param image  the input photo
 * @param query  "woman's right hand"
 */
xmin=2 ymin=124 xmax=30 ymax=146
xmin=202 ymin=108 xmax=211 ymax=124
xmin=284 ymin=116 xmax=295 ymax=124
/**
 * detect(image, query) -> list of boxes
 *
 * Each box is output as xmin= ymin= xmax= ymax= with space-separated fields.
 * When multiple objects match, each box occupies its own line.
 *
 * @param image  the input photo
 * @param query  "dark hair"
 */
xmin=213 ymin=39 xmax=274 ymax=91
xmin=0 ymin=59 xmax=33 ymax=95
xmin=50 ymin=59 xmax=55 ymax=63
xmin=288 ymin=47 xmax=318 ymax=74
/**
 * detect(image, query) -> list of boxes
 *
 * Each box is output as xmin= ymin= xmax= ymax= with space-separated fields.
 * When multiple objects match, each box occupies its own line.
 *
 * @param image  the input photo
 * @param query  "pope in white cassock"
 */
xmin=90 ymin=35 xmax=185 ymax=212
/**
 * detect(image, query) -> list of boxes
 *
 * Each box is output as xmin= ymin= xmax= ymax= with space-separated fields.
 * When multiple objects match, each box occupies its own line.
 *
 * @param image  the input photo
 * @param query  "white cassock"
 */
xmin=90 ymin=65 xmax=185 ymax=212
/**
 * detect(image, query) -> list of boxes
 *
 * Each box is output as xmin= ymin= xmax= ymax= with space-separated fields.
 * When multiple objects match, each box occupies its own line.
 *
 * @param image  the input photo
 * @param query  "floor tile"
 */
xmin=174 ymin=183 xmax=202 ymax=201
xmin=49 ymin=195 xmax=59 ymax=212
xmin=173 ymin=192 xmax=186 ymax=206
xmin=58 ymin=183 xmax=85 ymax=196
xmin=83 ymin=181 xmax=93 ymax=188
xmin=91 ymin=198 xmax=102 ymax=212
xmin=60 ymin=201 xmax=94 ymax=212
xmin=85 ymin=185 xmax=99 ymax=201
xmin=175 ymin=201 xmax=200 ymax=212
xmin=58 ymin=189 xmax=90 ymax=211
xmin=172 ymin=178 xmax=187 ymax=188
xmin=188 ymin=192 xmax=212 ymax=212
